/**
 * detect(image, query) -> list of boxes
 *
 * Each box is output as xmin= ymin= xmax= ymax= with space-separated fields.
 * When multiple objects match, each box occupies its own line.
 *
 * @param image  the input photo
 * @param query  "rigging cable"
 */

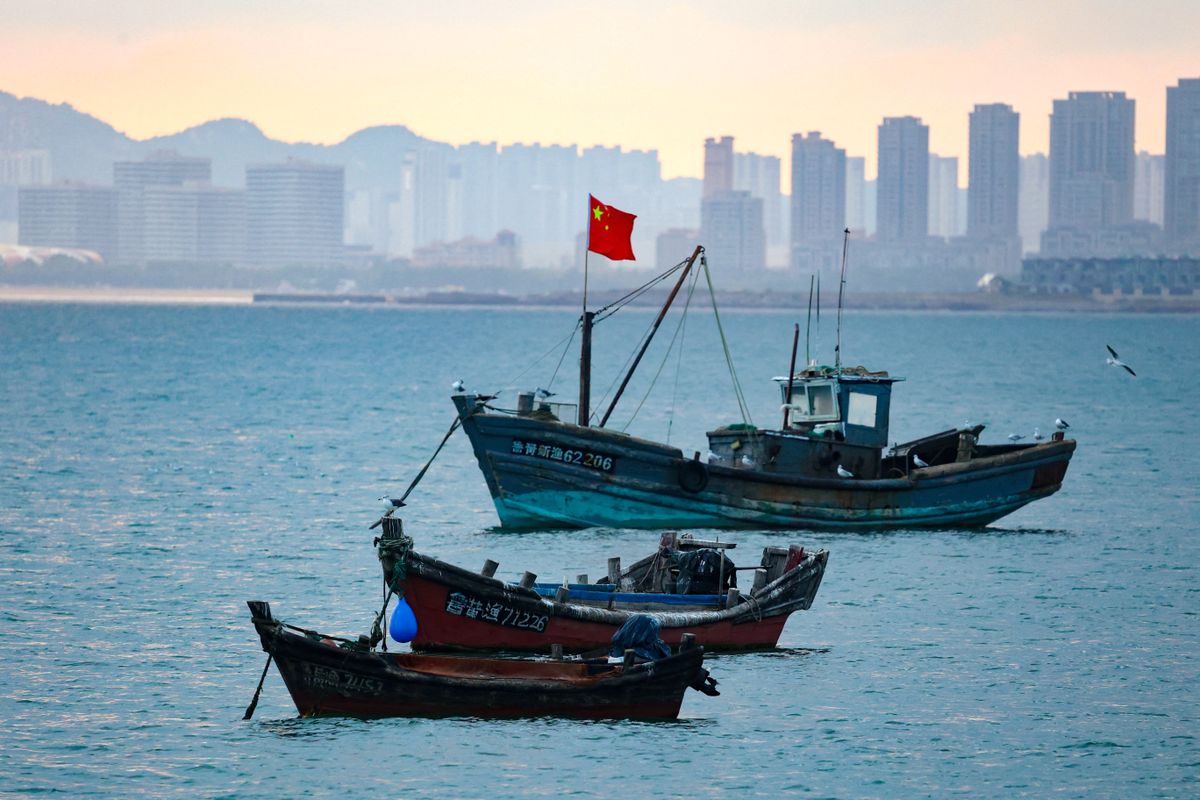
xmin=621 ymin=264 xmax=703 ymax=432
xmin=502 ymin=316 xmax=581 ymax=393
xmin=702 ymin=255 xmax=754 ymax=428
xmin=592 ymin=258 xmax=689 ymax=324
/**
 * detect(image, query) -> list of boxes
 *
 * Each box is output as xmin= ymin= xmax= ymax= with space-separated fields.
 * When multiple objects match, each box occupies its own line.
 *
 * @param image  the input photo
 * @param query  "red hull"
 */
xmin=406 ymin=572 xmax=789 ymax=653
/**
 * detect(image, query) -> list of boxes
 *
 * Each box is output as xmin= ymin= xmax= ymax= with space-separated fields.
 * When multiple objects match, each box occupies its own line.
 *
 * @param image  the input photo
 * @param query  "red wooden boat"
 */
xmin=376 ymin=521 xmax=828 ymax=653
xmin=247 ymin=601 xmax=712 ymax=720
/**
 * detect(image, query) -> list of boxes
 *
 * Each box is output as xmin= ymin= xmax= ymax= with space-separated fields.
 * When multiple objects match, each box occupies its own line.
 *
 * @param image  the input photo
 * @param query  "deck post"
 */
xmin=623 ymin=649 xmax=636 ymax=667
xmin=725 ymin=587 xmax=740 ymax=608
xmin=554 ymin=586 xmax=570 ymax=603
xmin=956 ymin=431 xmax=976 ymax=462
xmin=679 ymin=633 xmax=697 ymax=652
xmin=551 ymin=643 xmax=564 ymax=660
xmin=607 ymin=557 xmax=622 ymax=585
xmin=481 ymin=559 xmax=499 ymax=578
xmin=752 ymin=568 xmax=768 ymax=594
xmin=519 ymin=571 xmax=537 ymax=589
xmin=576 ymin=573 xmax=588 ymax=584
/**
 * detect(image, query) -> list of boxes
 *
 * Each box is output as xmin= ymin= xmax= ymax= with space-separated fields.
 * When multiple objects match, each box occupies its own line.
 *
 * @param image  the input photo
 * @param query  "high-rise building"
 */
xmin=246 ymin=161 xmax=344 ymax=267
xmin=701 ymin=191 xmax=765 ymax=273
xmin=656 ymin=228 xmax=700 ymax=270
xmin=1134 ymin=152 xmax=1165 ymax=226
xmin=18 ymin=184 xmax=117 ymax=259
xmin=455 ymin=142 xmax=499 ymax=240
xmin=927 ymin=154 xmax=960 ymax=239
xmin=876 ymin=116 xmax=929 ymax=243
xmin=496 ymin=142 xmax=578 ymax=256
xmin=1165 ymin=78 xmax=1200 ymax=251
xmin=845 ymin=156 xmax=867 ymax=234
xmin=1019 ymin=154 xmax=1050 ymax=253
xmin=114 ymin=151 xmax=211 ymax=264
xmin=142 ymin=185 xmax=246 ymax=265
xmin=789 ymin=132 xmax=846 ymax=271
xmin=703 ymin=136 xmax=734 ymax=198
xmin=1046 ymin=91 xmax=1135 ymax=236
xmin=1 ymin=150 xmax=52 ymax=186
xmin=734 ymin=151 xmax=783 ymax=248
xmin=967 ymin=103 xmax=1020 ymax=240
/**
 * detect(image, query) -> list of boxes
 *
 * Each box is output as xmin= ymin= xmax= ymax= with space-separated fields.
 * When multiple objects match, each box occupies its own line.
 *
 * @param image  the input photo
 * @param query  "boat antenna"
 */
xmin=804 ymin=274 xmax=814 ymax=365
xmin=834 ymin=228 xmax=849 ymax=373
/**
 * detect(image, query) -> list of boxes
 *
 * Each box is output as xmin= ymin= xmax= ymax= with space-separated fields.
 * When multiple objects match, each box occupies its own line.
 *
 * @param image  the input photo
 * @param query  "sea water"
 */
xmin=1 ymin=302 xmax=1197 ymax=798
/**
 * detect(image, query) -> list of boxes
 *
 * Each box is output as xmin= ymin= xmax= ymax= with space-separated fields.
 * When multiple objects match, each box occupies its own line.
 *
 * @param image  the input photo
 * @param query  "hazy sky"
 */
xmin=3 ymin=1 xmax=1197 ymax=180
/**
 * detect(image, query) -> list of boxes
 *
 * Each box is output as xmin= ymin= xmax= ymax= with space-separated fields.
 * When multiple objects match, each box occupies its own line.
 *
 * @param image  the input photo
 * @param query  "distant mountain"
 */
xmin=0 ymin=90 xmax=431 ymax=191
xmin=0 ymin=91 xmax=135 ymax=183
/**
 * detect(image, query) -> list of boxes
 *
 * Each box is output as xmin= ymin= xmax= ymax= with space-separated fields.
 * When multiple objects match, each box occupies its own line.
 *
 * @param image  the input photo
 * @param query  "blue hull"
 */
xmin=453 ymin=396 xmax=1075 ymax=531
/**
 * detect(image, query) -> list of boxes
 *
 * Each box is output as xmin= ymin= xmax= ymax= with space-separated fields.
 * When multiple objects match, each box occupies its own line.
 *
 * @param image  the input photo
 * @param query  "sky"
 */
xmin=2 ymin=0 xmax=1197 ymax=181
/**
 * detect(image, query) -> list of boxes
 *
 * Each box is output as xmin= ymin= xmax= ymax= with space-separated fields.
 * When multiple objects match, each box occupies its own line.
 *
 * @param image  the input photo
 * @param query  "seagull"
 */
xmin=1008 ymin=433 xmax=1024 ymax=442
xmin=912 ymin=453 xmax=929 ymax=468
xmin=836 ymin=464 xmax=854 ymax=479
xmin=451 ymin=379 xmax=465 ymax=393
xmin=1105 ymin=345 xmax=1136 ymax=377
xmin=740 ymin=454 xmax=755 ymax=466
xmin=1033 ymin=427 xmax=1044 ymax=441
xmin=536 ymin=387 xmax=556 ymax=399
xmin=1055 ymin=418 xmax=1070 ymax=431
xmin=379 ymin=497 xmax=406 ymax=515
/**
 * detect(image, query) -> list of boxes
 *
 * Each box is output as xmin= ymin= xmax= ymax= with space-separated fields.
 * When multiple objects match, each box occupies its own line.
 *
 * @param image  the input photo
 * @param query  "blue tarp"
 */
xmin=609 ymin=614 xmax=672 ymax=661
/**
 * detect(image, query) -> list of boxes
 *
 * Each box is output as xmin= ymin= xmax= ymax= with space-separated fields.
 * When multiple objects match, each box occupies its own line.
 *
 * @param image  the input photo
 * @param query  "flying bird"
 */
xmin=912 ymin=453 xmax=929 ymax=469
xmin=1008 ymin=433 xmax=1024 ymax=442
xmin=836 ymin=464 xmax=854 ymax=478
xmin=1033 ymin=428 xmax=1044 ymax=441
xmin=1055 ymin=418 xmax=1070 ymax=431
xmin=1105 ymin=345 xmax=1136 ymax=377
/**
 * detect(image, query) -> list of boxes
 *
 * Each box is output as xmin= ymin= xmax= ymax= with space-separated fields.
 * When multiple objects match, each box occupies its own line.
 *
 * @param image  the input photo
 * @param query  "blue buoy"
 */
xmin=389 ymin=596 xmax=418 ymax=643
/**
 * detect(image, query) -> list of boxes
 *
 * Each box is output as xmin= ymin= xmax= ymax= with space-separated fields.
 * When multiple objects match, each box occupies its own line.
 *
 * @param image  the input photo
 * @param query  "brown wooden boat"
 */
xmin=247 ymin=601 xmax=714 ymax=720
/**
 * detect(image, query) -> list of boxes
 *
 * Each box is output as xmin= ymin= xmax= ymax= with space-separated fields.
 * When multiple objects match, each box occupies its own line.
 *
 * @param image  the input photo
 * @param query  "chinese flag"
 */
xmin=587 ymin=195 xmax=636 ymax=261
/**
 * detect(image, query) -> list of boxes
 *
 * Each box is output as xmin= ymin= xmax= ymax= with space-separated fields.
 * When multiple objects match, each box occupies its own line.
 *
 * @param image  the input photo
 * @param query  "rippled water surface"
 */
xmin=1 ymin=303 xmax=1197 ymax=798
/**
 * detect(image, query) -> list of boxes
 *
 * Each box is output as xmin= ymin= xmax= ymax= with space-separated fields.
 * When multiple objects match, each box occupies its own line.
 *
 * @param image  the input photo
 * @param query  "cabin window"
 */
xmin=847 ymin=391 xmax=878 ymax=428
xmin=787 ymin=382 xmax=839 ymax=423
xmin=807 ymin=384 xmax=836 ymax=418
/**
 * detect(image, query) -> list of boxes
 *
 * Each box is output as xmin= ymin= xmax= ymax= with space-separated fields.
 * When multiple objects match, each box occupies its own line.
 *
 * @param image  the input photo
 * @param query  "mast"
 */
xmin=834 ymin=228 xmax=849 ymax=372
xmin=783 ymin=323 xmax=800 ymax=429
xmin=578 ymin=310 xmax=594 ymax=426
xmin=598 ymin=245 xmax=703 ymax=428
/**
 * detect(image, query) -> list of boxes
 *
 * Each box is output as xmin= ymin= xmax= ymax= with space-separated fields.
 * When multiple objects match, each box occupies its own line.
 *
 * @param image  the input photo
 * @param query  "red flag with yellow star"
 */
xmin=587 ymin=195 xmax=636 ymax=261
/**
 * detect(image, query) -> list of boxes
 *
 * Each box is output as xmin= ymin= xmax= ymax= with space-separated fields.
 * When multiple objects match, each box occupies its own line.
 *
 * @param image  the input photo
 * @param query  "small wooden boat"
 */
xmin=247 ymin=601 xmax=712 ymax=720
xmin=376 ymin=521 xmax=828 ymax=653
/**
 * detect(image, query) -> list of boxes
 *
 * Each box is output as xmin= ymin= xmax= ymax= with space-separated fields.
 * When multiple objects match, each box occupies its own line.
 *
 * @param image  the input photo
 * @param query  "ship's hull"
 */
xmin=454 ymin=396 xmax=1075 ymax=531
xmin=248 ymin=602 xmax=704 ymax=719
xmin=394 ymin=545 xmax=827 ymax=653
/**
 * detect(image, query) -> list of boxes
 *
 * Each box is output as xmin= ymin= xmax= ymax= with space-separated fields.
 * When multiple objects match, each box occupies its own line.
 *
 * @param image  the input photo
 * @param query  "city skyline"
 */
xmin=2 ymin=1 xmax=1197 ymax=180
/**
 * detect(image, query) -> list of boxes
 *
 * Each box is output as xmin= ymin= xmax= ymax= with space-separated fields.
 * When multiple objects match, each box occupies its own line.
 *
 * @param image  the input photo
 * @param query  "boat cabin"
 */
xmin=706 ymin=368 xmax=903 ymax=480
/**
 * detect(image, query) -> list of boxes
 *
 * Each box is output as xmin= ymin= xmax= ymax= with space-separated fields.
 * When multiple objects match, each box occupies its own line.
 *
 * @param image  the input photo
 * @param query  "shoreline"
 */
xmin=2 ymin=284 xmax=1197 ymax=313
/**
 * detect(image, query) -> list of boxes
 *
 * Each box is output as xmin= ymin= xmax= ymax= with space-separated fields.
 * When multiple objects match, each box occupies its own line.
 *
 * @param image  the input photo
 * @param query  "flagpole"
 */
xmin=579 ymin=196 xmax=593 ymax=427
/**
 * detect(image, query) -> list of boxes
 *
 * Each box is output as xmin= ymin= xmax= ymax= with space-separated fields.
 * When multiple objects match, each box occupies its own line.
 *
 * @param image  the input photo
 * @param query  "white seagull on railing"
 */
xmin=912 ymin=453 xmax=929 ymax=468
xmin=1106 ymin=345 xmax=1137 ymax=377
xmin=1033 ymin=427 xmax=1044 ymax=441
xmin=451 ymin=379 xmax=465 ymax=393
xmin=836 ymin=464 xmax=854 ymax=478
xmin=1055 ymin=418 xmax=1070 ymax=431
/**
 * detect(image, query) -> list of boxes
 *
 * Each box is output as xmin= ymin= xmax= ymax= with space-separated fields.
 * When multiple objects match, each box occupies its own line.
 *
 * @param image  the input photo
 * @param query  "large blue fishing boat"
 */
xmin=453 ymin=245 xmax=1075 ymax=530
